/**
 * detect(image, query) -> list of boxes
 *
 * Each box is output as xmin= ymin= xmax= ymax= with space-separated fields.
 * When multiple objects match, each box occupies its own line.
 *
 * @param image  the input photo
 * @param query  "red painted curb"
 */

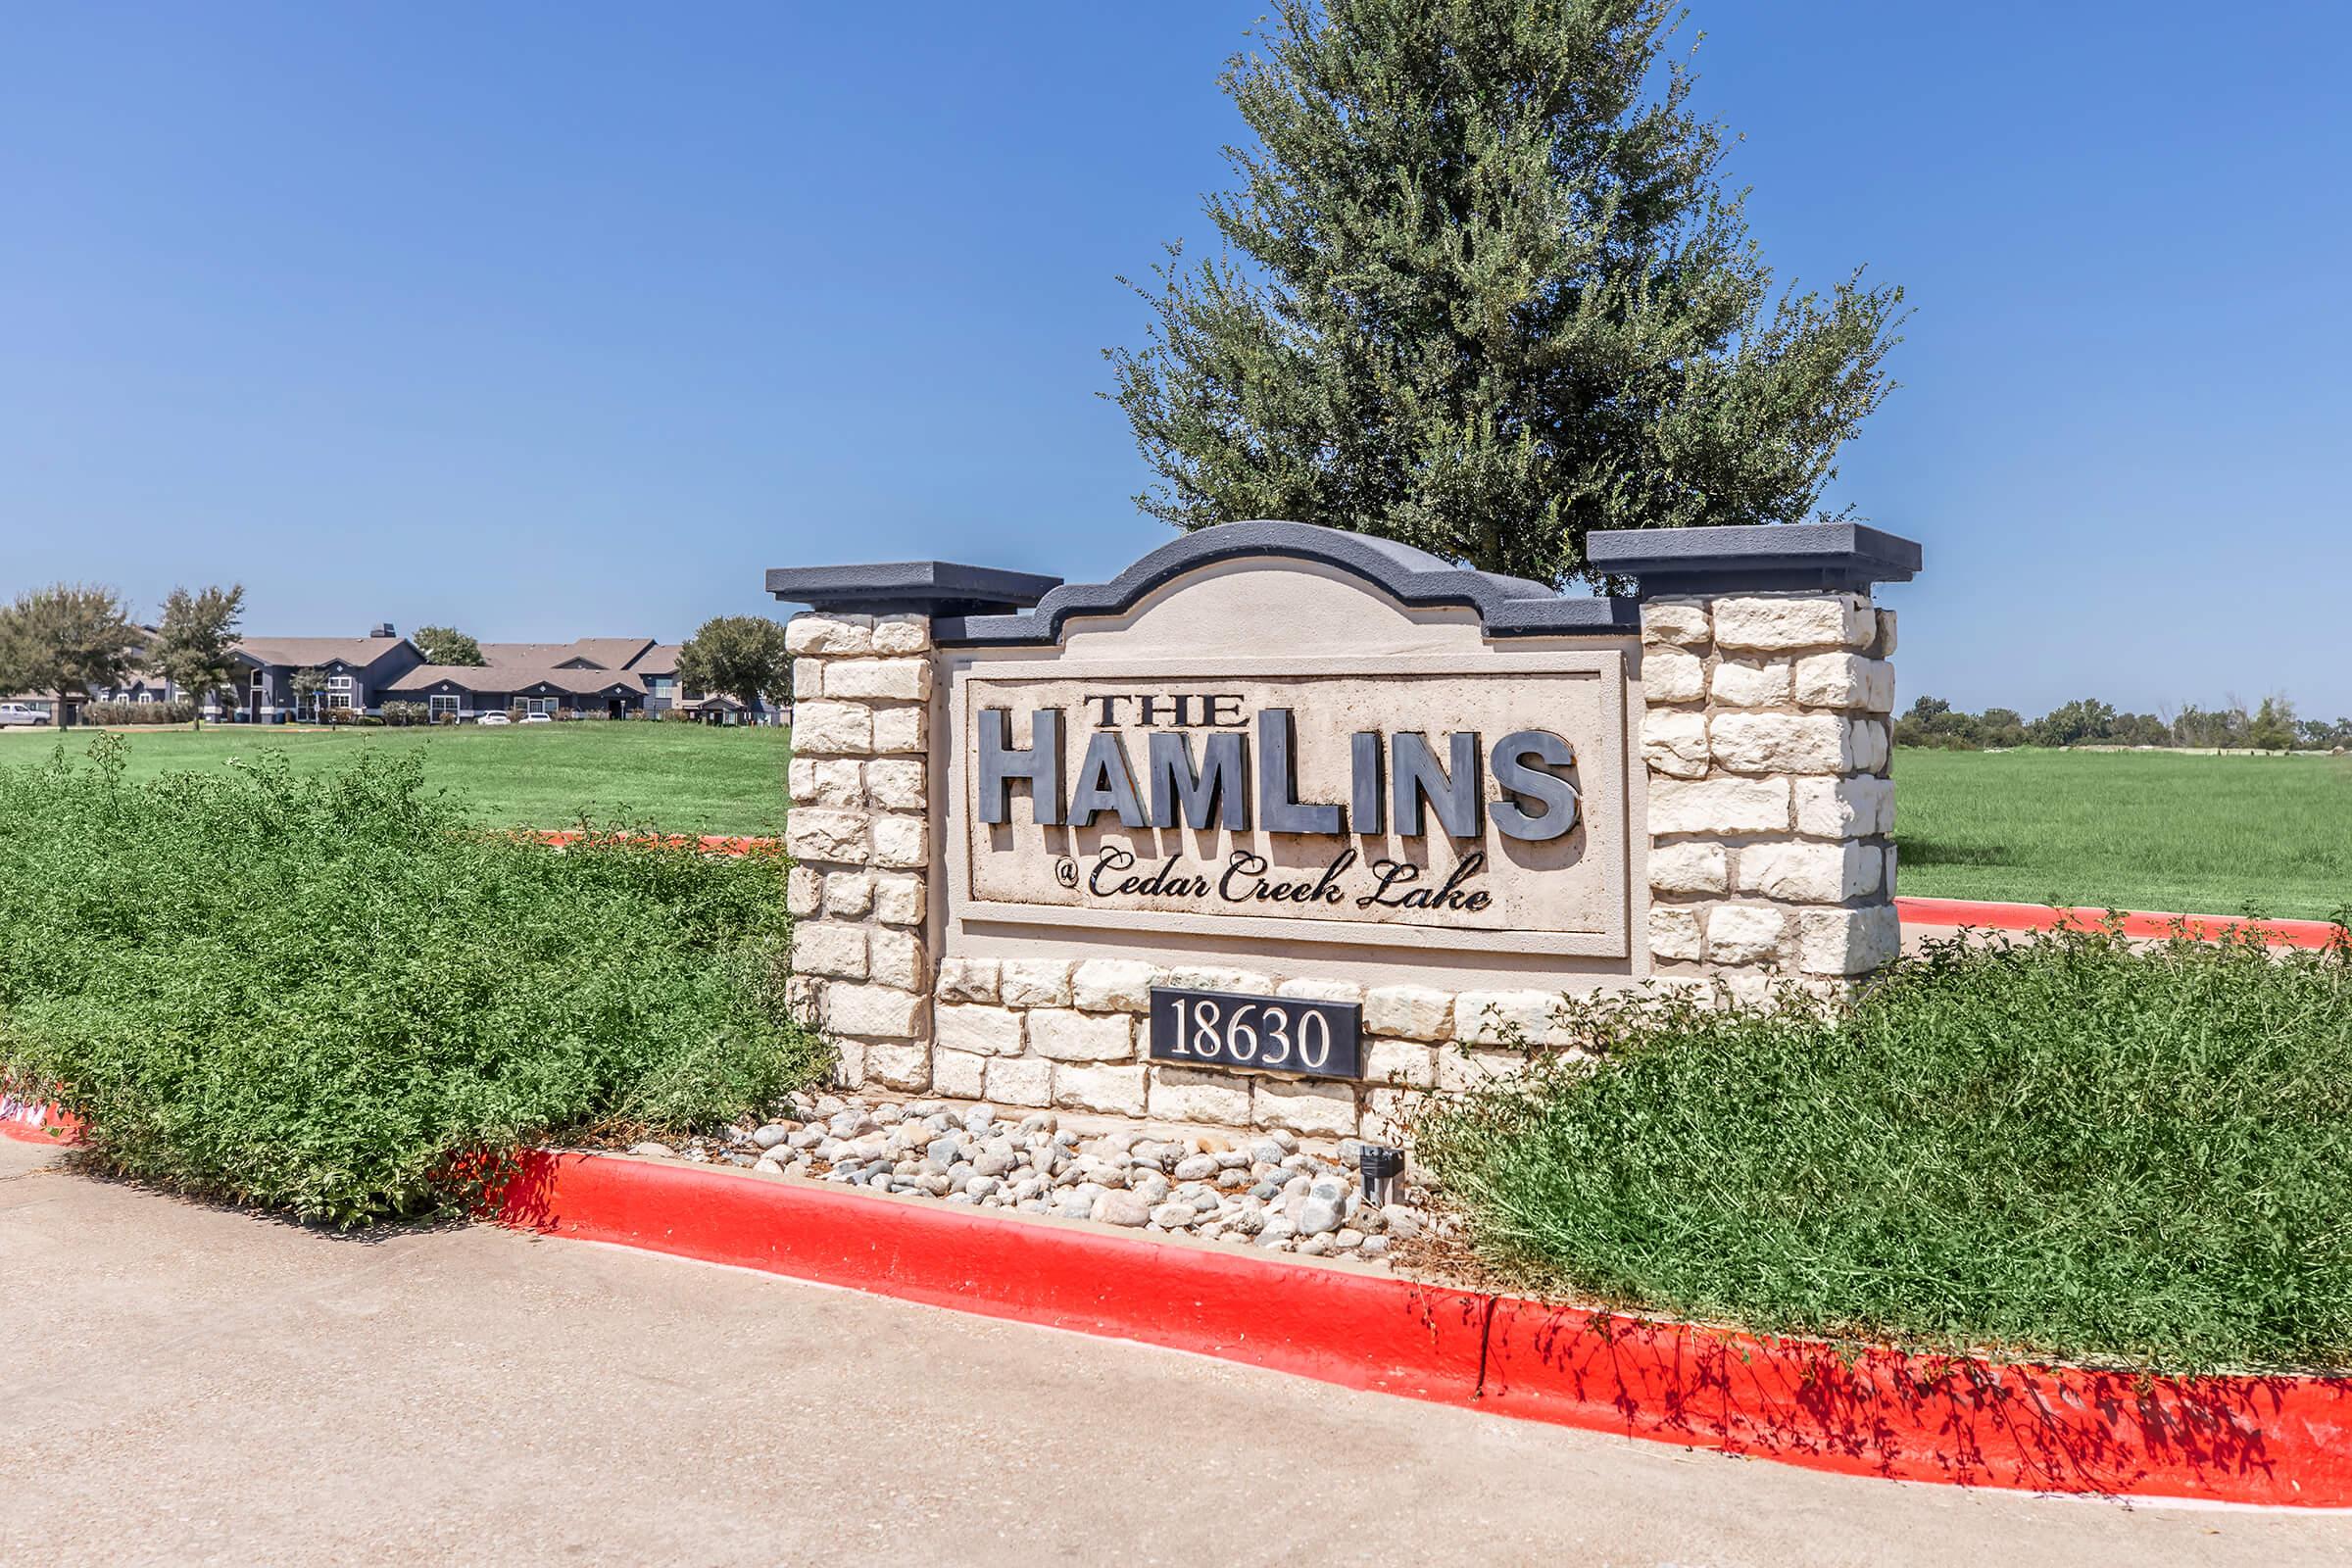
xmin=489 ymin=1150 xmax=2352 ymax=1507
xmin=1896 ymin=896 xmax=2346 ymax=951
xmin=0 ymin=1102 xmax=81 ymax=1144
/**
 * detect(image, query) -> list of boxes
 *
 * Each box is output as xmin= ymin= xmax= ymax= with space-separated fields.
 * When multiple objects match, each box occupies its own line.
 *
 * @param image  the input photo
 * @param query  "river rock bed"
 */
xmin=625 ymin=1091 xmax=1445 ymax=1262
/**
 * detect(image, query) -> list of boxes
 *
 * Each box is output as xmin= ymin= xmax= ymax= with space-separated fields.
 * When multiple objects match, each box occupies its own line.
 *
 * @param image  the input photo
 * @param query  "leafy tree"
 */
xmin=1979 ymin=708 xmax=2029 ymax=750
xmin=2027 ymin=698 xmax=2119 ymax=749
xmin=1108 ymin=0 xmax=1904 ymax=584
xmin=678 ymin=616 xmax=791 ymax=713
xmin=0 ymin=583 xmax=142 ymax=727
xmin=154 ymin=584 xmax=246 ymax=728
xmin=415 ymin=625 xmax=486 ymax=666
xmin=290 ymin=667 xmax=327 ymax=722
xmin=2246 ymin=696 xmax=2298 ymax=752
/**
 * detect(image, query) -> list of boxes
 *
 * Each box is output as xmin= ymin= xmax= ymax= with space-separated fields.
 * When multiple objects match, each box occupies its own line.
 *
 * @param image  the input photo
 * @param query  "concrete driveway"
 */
xmin=3 ymin=1136 xmax=2346 ymax=1567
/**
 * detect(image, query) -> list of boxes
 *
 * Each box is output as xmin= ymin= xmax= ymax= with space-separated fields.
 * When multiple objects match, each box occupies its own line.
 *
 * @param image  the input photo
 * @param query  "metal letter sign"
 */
xmin=1147 ymin=987 xmax=1363 ymax=1081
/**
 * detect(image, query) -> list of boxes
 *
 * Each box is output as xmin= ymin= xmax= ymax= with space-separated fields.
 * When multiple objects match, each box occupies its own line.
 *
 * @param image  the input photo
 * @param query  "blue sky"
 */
xmin=3 ymin=2 xmax=2347 ymax=716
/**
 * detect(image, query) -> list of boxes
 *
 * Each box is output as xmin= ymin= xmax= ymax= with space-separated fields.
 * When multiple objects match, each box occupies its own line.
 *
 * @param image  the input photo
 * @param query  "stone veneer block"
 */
xmin=1253 ymin=1077 xmax=1358 ymax=1138
xmin=1071 ymin=958 xmax=1160 ymax=1013
xmin=792 ymin=923 xmax=867 ymax=981
xmin=931 ymin=1049 xmax=986 ymax=1100
xmin=1794 ymin=905 xmax=1902 ymax=975
xmin=826 ymin=984 xmax=926 ymax=1039
xmin=1360 ymin=1087 xmax=1415 ymax=1145
xmin=1453 ymin=990 xmax=1557 ymax=1047
xmin=936 ymin=1004 xmax=1024 ymax=1056
xmin=934 ymin=956 xmax=1002 ymax=1004
xmin=870 ymin=705 xmax=927 ymax=754
xmin=1000 ymin=959 xmax=1074 ymax=1007
xmin=786 ymin=808 xmax=868 ymax=865
xmin=831 ymin=1037 xmax=865 ymax=1088
xmin=983 ymin=1055 xmax=1053 ymax=1107
xmin=1709 ymin=660 xmax=1791 ymax=708
xmin=1640 ymin=602 xmax=1712 ymax=647
xmin=1847 ymin=717 xmax=1891 ymax=773
xmin=1362 ymin=985 xmax=1456 ymax=1042
xmin=861 ymin=1041 xmax=930 ymax=1093
xmin=871 ymin=874 xmax=924 ymax=926
xmin=1647 ymin=842 xmax=1728 ymax=895
xmin=786 ymin=866 xmax=823 ymax=918
xmin=1709 ymin=594 xmax=1875 ymax=653
xmin=823 ymin=658 xmax=933 ymax=703
xmin=1873 ymin=609 xmax=1898 ymax=658
xmin=1736 ymin=841 xmax=1883 ymax=906
xmin=1792 ymin=653 xmax=1894 ymax=711
xmin=1437 ymin=1048 xmax=1532 ymax=1095
xmin=791 ymin=661 xmax=824 ymax=700
xmin=1362 ymin=1038 xmax=1437 ymax=1089
xmin=820 ymin=872 xmax=874 ymax=919
xmin=869 ymin=815 xmax=929 ymax=869
xmin=1641 ymin=645 xmax=1705 ymax=704
xmin=789 ymin=757 xmax=865 ymax=809
xmin=1647 ymin=777 xmax=1790 ymax=836
xmin=1647 ymin=905 xmax=1703 ymax=962
xmin=1703 ymin=906 xmax=1786 ymax=965
xmin=784 ymin=612 xmax=874 ymax=657
xmin=1640 ymin=710 xmax=1710 ymax=780
xmin=792 ymin=702 xmax=874 ymax=756
xmin=1146 ymin=1066 xmax=1253 ymax=1127
xmin=1709 ymin=711 xmax=1854 ymax=775
xmin=1161 ymin=964 xmax=1276 ymax=995
xmin=863 ymin=759 xmax=926 ymax=811
xmin=1791 ymin=775 xmax=1895 ymax=839
xmin=1275 ymin=978 xmax=1365 ymax=1004
xmin=1054 ymin=1062 xmax=1148 ymax=1116
xmin=870 ymin=612 xmax=932 ymax=655
xmin=1026 ymin=1008 xmax=1135 ymax=1062
xmin=868 ymin=927 xmax=928 ymax=992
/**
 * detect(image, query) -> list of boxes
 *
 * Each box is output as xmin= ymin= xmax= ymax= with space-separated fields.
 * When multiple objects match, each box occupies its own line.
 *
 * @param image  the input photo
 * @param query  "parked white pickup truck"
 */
xmin=0 ymin=702 xmax=51 ymax=727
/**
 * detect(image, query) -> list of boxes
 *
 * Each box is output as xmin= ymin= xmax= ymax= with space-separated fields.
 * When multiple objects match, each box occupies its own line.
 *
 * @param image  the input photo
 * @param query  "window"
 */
xmin=324 ymin=674 xmax=356 ymax=710
xmin=428 ymin=694 xmax=461 ymax=720
xmin=524 ymin=696 xmax=558 ymax=715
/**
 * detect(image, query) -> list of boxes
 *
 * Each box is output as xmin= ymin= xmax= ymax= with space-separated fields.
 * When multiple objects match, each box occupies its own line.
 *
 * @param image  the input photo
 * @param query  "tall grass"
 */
xmin=1416 ymin=929 xmax=2352 ymax=1374
xmin=0 ymin=736 xmax=826 ymax=1226
xmin=1895 ymin=746 xmax=2352 ymax=919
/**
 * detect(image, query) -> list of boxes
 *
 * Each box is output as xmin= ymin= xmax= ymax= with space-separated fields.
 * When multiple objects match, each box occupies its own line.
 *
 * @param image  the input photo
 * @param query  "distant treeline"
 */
xmin=1895 ymin=696 xmax=2352 ymax=752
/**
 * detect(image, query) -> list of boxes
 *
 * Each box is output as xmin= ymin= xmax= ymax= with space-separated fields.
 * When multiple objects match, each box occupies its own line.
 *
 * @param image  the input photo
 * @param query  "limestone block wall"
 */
xmin=783 ymin=611 xmax=940 ymax=1095
xmin=928 ymin=958 xmax=1577 ymax=1144
xmin=1638 ymin=591 xmax=1901 ymax=1001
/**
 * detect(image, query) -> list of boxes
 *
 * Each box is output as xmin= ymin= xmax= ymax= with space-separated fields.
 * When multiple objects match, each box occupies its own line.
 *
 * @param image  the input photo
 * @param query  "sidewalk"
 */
xmin=3 ymin=1137 xmax=2345 ymax=1567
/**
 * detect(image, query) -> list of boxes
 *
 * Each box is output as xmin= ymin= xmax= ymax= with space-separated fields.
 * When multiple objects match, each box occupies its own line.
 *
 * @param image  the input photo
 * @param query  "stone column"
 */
xmin=782 ymin=610 xmax=940 ymax=1093
xmin=765 ymin=560 xmax=1062 ymax=1096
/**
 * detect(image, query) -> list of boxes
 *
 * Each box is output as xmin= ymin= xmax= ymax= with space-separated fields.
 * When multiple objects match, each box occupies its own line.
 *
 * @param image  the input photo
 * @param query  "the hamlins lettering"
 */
xmin=976 ymin=703 xmax=1578 ymax=843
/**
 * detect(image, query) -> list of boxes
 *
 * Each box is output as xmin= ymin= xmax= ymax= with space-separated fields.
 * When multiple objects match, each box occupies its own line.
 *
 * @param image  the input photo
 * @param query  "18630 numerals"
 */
xmin=1146 ymin=987 xmax=1363 ymax=1081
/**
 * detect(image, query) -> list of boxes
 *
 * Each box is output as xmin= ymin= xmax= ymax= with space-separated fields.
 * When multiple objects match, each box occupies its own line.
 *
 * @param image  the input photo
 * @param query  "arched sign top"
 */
xmin=932 ymin=520 xmax=1637 ymax=649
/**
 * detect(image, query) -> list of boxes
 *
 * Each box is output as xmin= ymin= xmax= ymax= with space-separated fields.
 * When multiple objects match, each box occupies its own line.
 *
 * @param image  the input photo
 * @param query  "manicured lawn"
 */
xmin=0 ymin=722 xmax=792 ymax=836
xmin=1894 ymin=747 xmax=2352 ymax=920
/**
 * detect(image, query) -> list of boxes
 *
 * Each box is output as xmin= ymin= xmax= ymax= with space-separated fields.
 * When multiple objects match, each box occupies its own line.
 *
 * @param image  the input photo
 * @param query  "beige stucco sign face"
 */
xmin=942 ymin=562 xmax=1635 ymax=960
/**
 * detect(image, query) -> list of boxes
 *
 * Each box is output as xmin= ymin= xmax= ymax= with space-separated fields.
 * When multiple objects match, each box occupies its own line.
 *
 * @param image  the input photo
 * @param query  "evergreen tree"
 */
xmin=415 ymin=625 xmax=486 ymax=666
xmin=1109 ymin=0 xmax=1904 ymax=585
xmin=0 ymin=583 xmax=142 ymax=727
xmin=154 ymin=583 xmax=246 ymax=727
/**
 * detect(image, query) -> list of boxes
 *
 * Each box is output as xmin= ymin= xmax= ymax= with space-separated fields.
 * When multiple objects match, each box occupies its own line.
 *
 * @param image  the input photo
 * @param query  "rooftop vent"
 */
xmin=369 ymin=622 xmax=396 ymax=639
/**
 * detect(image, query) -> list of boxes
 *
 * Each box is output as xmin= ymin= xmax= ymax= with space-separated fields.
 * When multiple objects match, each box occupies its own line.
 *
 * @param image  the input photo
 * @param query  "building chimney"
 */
xmin=370 ymin=622 xmax=396 ymax=639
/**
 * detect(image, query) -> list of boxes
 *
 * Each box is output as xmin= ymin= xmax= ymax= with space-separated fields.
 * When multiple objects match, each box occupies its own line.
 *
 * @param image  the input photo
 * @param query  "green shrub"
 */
xmin=0 ymin=735 xmax=827 ymax=1227
xmin=82 ymin=700 xmax=197 ymax=726
xmin=1415 ymin=928 xmax=2352 ymax=1375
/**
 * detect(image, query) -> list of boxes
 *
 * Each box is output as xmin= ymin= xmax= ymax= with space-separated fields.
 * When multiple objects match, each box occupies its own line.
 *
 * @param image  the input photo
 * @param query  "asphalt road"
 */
xmin=3 ymin=1136 xmax=2346 ymax=1567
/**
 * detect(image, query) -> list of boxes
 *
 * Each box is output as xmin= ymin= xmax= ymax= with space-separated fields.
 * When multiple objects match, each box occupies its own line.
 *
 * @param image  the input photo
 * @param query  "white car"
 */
xmin=519 ymin=712 xmax=554 ymax=724
xmin=0 ymin=702 xmax=50 ymax=727
xmin=476 ymin=712 xmax=513 ymax=726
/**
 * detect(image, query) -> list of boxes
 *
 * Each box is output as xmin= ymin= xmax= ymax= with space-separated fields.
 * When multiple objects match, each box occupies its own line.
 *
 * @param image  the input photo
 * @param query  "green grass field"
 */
xmin=0 ymin=722 xmax=793 ymax=836
xmin=1894 ymin=747 xmax=2352 ymax=920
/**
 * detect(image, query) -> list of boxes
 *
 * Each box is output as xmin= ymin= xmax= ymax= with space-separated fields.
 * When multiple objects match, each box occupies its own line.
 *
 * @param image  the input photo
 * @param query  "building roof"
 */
xmin=236 ymin=636 xmax=416 ymax=671
xmin=379 ymin=664 xmax=648 ymax=698
xmin=632 ymin=644 xmax=683 ymax=676
xmin=475 ymin=638 xmax=656 ymax=672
